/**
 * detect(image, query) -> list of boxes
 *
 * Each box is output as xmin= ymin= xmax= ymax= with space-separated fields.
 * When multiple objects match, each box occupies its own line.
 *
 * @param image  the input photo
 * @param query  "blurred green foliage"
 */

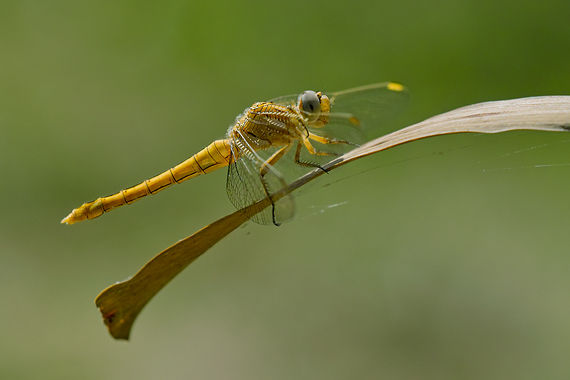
xmin=1 ymin=0 xmax=570 ymax=379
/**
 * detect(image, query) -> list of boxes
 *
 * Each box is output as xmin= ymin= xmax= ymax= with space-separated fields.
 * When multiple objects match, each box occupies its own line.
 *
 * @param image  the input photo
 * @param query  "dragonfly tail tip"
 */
xmin=61 ymin=212 xmax=76 ymax=225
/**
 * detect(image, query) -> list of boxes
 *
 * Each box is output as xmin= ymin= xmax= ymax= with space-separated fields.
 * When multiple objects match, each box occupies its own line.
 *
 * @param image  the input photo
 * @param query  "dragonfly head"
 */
xmin=298 ymin=90 xmax=331 ymax=127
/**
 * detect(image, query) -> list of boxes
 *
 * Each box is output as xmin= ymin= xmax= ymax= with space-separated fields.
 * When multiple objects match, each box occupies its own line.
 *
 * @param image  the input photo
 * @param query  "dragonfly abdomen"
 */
xmin=61 ymin=139 xmax=232 ymax=225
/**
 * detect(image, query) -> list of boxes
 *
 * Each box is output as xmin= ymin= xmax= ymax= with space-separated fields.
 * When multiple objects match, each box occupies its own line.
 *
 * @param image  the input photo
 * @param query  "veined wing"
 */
xmin=314 ymin=82 xmax=409 ymax=146
xmin=268 ymin=93 xmax=298 ymax=107
xmin=226 ymin=130 xmax=295 ymax=226
xmin=272 ymin=82 xmax=409 ymax=146
xmin=327 ymin=82 xmax=408 ymax=131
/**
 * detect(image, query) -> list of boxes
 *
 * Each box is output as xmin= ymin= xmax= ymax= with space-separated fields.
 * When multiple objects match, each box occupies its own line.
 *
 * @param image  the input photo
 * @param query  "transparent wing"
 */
xmin=312 ymin=82 xmax=409 ymax=144
xmin=226 ymin=131 xmax=295 ymax=226
xmin=271 ymin=83 xmax=408 ymax=148
xmin=268 ymin=94 xmax=298 ymax=107
xmin=282 ymin=82 xmax=407 ymax=165
xmin=327 ymin=82 xmax=409 ymax=133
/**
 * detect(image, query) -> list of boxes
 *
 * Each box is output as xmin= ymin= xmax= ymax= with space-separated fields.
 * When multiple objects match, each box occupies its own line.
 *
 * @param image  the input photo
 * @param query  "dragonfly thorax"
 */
xmin=231 ymin=102 xmax=307 ymax=146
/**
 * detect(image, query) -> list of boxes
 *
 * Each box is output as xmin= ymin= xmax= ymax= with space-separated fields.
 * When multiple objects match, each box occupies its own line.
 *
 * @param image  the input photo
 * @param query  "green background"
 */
xmin=2 ymin=0 xmax=570 ymax=379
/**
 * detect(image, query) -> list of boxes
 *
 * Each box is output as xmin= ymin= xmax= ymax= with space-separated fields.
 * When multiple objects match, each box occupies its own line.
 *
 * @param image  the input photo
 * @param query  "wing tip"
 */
xmin=387 ymin=82 xmax=405 ymax=92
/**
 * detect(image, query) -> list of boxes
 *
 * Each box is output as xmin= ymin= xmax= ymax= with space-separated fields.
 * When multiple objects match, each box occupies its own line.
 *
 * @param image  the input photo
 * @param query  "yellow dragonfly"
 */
xmin=61 ymin=82 xmax=408 ymax=226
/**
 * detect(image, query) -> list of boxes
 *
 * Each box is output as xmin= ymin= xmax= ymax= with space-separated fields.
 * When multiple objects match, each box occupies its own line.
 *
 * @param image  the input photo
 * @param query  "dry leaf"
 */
xmin=96 ymin=95 xmax=570 ymax=340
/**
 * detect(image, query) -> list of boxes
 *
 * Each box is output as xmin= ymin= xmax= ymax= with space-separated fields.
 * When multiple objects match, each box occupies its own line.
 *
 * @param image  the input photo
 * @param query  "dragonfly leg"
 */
xmin=294 ymin=141 xmax=329 ymax=173
xmin=260 ymin=144 xmax=292 ymax=177
xmin=259 ymin=143 xmax=293 ymax=226
xmin=302 ymin=138 xmax=342 ymax=158
xmin=308 ymin=133 xmax=359 ymax=147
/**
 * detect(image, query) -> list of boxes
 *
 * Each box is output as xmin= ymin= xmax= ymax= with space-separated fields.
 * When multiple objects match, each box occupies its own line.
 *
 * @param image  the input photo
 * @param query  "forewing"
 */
xmin=268 ymin=94 xmax=298 ymax=107
xmin=226 ymin=132 xmax=295 ymax=226
xmin=323 ymin=82 xmax=409 ymax=139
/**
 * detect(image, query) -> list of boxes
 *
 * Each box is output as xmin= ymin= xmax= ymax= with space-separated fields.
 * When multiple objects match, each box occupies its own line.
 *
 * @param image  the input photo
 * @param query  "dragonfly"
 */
xmin=61 ymin=82 xmax=408 ymax=226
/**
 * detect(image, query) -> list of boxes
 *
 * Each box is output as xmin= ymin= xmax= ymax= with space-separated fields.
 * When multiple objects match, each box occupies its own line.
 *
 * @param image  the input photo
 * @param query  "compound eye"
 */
xmin=300 ymin=91 xmax=321 ymax=116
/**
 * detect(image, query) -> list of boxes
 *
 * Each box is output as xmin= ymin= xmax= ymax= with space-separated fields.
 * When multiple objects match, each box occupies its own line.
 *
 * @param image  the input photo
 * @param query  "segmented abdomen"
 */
xmin=61 ymin=139 xmax=232 ymax=224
